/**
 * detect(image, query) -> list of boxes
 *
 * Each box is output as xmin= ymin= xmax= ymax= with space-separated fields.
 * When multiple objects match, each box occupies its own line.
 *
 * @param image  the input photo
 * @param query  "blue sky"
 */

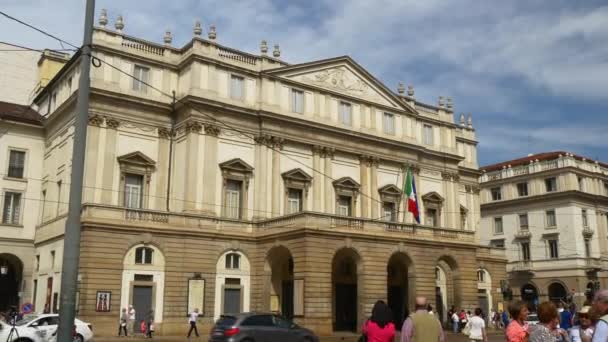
xmin=2 ymin=0 xmax=607 ymax=166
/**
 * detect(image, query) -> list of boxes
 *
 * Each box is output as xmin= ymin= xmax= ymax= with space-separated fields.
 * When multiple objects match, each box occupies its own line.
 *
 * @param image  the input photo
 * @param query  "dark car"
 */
xmin=209 ymin=312 xmax=319 ymax=342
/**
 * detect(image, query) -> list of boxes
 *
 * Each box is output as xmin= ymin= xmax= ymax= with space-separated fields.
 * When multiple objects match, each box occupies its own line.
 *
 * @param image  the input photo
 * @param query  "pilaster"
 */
xmin=271 ymin=137 xmax=284 ymax=217
xmin=201 ymin=124 xmax=220 ymax=215
xmin=183 ymin=121 xmax=202 ymax=211
xmin=370 ymin=157 xmax=379 ymax=219
xmin=312 ymin=146 xmax=322 ymax=212
xmin=101 ymin=117 xmax=119 ymax=204
xmin=359 ymin=155 xmax=370 ymax=218
xmin=155 ymin=128 xmax=172 ymax=210
xmin=322 ymin=147 xmax=335 ymax=214
xmin=84 ymin=115 xmax=103 ymax=203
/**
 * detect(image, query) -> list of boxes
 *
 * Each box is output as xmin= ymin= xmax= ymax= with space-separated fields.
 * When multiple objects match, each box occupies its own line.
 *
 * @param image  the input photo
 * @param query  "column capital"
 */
xmin=158 ymin=127 xmax=172 ymax=139
xmin=105 ymin=117 xmax=120 ymax=129
xmin=321 ymin=147 xmax=335 ymax=159
xmin=204 ymin=123 xmax=220 ymax=136
xmin=402 ymin=163 xmax=420 ymax=174
xmin=88 ymin=114 xmax=104 ymax=127
xmin=270 ymin=136 xmax=284 ymax=150
xmin=185 ymin=121 xmax=203 ymax=134
xmin=441 ymin=171 xmax=459 ymax=181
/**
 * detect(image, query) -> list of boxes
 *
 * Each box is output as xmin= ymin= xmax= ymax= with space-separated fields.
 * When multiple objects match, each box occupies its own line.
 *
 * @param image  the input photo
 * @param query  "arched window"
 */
xmin=477 ymin=269 xmax=485 ymax=282
xmin=135 ymin=247 xmax=153 ymax=264
xmin=225 ymin=253 xmax=241 ymax=269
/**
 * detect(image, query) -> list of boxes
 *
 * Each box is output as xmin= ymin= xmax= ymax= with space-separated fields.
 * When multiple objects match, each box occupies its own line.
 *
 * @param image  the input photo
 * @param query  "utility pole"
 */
xmin=57 ymin=1 xmax=95 ymax=342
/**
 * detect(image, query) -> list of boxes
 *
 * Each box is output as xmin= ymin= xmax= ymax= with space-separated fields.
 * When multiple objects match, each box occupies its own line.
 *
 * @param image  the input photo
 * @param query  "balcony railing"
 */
xmin=511 ymin=260 xmax=534 ymax=273
xmin=514 ymin=230 xmax=532 ymax=239
xmin=585 ymin=258 xmax=602 ymax=271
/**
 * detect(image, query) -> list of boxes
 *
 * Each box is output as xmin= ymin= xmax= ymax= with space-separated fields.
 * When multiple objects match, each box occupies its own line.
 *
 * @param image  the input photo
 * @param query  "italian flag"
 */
xmin=404 ymin=167 xmax=420 ymax=223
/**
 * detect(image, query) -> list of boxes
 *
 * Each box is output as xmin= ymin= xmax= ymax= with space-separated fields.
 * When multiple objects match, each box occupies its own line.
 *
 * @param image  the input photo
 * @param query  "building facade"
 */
xmin=479 ymin=152 xmax=608 ymax=310
xmin=0 ymin=100 xmax=45 ymax=312
xmin=24 ymin=11 xmax=506 ymax=335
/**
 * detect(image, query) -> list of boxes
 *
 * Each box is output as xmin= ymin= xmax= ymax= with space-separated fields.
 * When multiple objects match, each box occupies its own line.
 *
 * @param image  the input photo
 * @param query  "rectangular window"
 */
xmin=124 ymin=174 xmax=144 ymax=209
xmin=423 ymin=124 xmax=433 ymax=145
xmin=56 ymin=181 xmax=62 ymax=216
xmin=548 ymin=239 xmax=559 ymax=259
xmin=604 ymin=182 xmax=608 ymax=196
xmin=521 ymin=242 xmax=531 ymax=261
xmin=578 ymin=177 xmax=584 ymax=191
xmin=286 ymin=189 xmax=302 ymax=214
xmin=494 ymin=217 xmax=503 ymax=234
xmin=32 ymin=279 xmax=38 ymax=308
xmin=582 ymin=209 xmax=588 ymax=227
xmin=8 ymin=150 xmax=26 ymax=178
xmin=36 ymin=255 xmax=40 ymax=271
xmin=51 ymin=250 xmax=56 ymax=268
xmin=291 ymin=89 xmax=304 ymax=113
xmin=383 ymin=202 xmax=396 ymax=222
xmin=2 ymin=192 xmax=22 ymax=224
xmin=67 ymin=76 xmax=73 ymax=94
xmin=426 ymin=208 xmax=438 ymax=227
xmin=337 ymin=195 xmax=352 ymax=216
xmin=517 ymin=182 xmax=528 ymax=197
xmin=545 ymin=177 xmax=557 ymax=192
xmin=546 ymin=209 xmax=557 ymax=227
xmin=383 ymin=112 xmax=395 ymax=135
xmin=225 ymin=253 xmax=240 ymax=269
xmin=585 ymin=239 xmax=591 ymax=258
xmin=51 ymin=93 xmax=57 ymax=111
xmin=230 ymin=75 xmax=244 ymax=100
xmin=40 ymin=190 xmax=46 ymax=223
xmin=225 ymin=180 xmax=242 ymax=219
xmin=490 ymin=187 xmax=502 ymax=201
xmin=133 ymin=65 xmax=150 ymax=93
xmin=339 ymin=101 xmax=352 ymax=126
xmin=519 ymin=213 xmax=529 ymax=230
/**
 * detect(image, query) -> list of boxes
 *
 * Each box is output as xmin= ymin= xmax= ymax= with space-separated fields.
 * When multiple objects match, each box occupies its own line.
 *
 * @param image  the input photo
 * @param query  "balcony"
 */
xmin=583 ymin=227 xmax=594 ymax=238
xmin=511 ymin=260 xmax=534 ymax=273
xmin=514 ymin=229 xmax=532 ymax=239
xmin=585 ymin=258 xmax=602 ymax=273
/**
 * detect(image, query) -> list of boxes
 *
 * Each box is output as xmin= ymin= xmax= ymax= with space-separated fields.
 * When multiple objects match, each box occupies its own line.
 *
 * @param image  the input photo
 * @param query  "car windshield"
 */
xmin=16 ymin=315 xmax=40 ymax=326
xmin=215 ymin=316 xmax=237 ymax=327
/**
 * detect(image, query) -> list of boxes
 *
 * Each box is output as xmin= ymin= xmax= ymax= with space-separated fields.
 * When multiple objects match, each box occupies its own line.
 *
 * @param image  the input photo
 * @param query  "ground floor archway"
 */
xmin=332 ymin=248 xmax=360 ymax=332
xmin=521 ymin=283 xmax=539 ymax=311
xmin=0 ymin=253 xmax=23 ymax=312
xmin=387 ymin=252 xmax=412 ymax=329
xmin=548 ymin=282 xmax=568 ymax=304
xmin=266 ymin=246 xmax=295 ymax=319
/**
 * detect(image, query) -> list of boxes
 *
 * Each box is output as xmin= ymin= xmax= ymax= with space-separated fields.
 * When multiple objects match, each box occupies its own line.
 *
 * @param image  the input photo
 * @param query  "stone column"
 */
xmin=370 ymin=157 xmax=379 ymax=219
xmin=359 ymin=155 xmax=370 ymax=218
xmin=155 ymin=128 xmax=171 ymax=210
xmin=441 ymin=172 xmax=455 ymax=228
xmin=253 ymin=137 xmax=263 ymax=218
xmin=101 ymin=117 xmax=119 ymax=204
xmin=452 ymin=176 xmax=460 ymax=229
xmin=201 ymin=124 xmax=220 ymax=216
xmin=323 ymin=147 xmax=334 ymax=214
xmin=84 ymin=115 xmax=103 ymax=203
xmin=258 ymin=136 xmax=270 ymax=218
xmin=271 ymin=137 xmax=284 ymax=217
xmin=312 ymin=146 xmax=322 ymax=212
xmin=183 ymin=121 xmax=202 ymax=211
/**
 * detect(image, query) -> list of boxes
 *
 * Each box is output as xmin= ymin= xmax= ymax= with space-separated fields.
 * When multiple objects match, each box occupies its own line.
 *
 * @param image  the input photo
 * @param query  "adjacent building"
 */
xmin=1 ymin=10 xmax=507 ymax=335
xmin=479 ymin=152 xmax=608 ymax=309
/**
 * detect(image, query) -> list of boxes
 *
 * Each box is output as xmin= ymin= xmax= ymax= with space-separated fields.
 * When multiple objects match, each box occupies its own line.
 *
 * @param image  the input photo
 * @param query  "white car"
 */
xmin=0 ymin=320 xmax=45 ymax=342
xmin=15 ymin=314 xmax=94 ymax=342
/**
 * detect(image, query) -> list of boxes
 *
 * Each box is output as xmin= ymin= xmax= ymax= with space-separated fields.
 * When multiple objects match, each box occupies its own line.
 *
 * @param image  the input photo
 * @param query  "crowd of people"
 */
xmin=116 ymin=305 xmax=155 ymax=338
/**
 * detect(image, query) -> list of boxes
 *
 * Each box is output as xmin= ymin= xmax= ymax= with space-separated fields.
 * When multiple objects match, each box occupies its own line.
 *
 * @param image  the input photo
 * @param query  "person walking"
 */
xmin=400 ymin=296 xmax=445 ymax=342
xmin=146 ymin=309 xmax=154 ymax=338
xmin=468 ymin=308 xmax=487 ymax=342
xmin=560 ymin=302 xmax=574 ymax=331
xmin=569 ymin=306 xmax=594 ymax=342
xmin=118 ymin=308 xmax=128 ymax=337
xmin=128 ymin=305 xmax=136 ymax=337
xmin=529 ymin=301 xmax=569 ymax=342
xmin=361 ymin=301 xmax=395 ymax=342
xmin=451 ymin=310 xmax=460 ymax=333
xmin=505 ymin=300 xmax=530 ymax=342
xmin=592 ymin=290 xmax=608 ymax=342
xmin=187 ymin=308 xmax=200 ymax=338
xmin=502 ymin=309 xmax=510 ymax=329
xmin=459 ymin=309 xmax=468 ymax=332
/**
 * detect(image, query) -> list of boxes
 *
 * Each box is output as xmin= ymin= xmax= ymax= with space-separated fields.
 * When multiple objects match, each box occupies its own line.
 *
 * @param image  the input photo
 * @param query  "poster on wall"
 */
xmin=187 ymin=279 xmax=205 ymax=316
xmin=95 ymin=291 xmax=111 ymax=312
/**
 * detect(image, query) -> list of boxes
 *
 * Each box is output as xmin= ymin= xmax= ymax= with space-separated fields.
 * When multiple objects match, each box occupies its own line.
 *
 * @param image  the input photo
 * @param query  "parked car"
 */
xmin=15 ymin=314 xmax=93 ymax=342
xmin=209 ymin=312 xmax=319 ymax=342
xmin=0 ymin=320 xmax=45 ymax=342
xmin=526 ymin=312 xmax=539 ymax=326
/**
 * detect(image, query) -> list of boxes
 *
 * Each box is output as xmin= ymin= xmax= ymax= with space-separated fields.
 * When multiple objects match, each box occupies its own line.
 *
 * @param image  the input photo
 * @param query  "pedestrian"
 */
xmin=490 ymin=309 xmax=496 ymax=328
xmin=468 ymin=308 xmax=487 ymax=342
xmin=400 ymin=296 xmax=445 ymax=342
xmin=118 ymin=308 xmax=128 ymax=337
xmin=128 ymin=305 xmax=136 ymax=336
xmin=529 ymin=301 xmax=569 ymax=341
xmin=361 ymin=300 xmax=395 ymax=342
xmin=146 ymin=309 xmax=154 ymax=338
xmin=459 ymin=309 xmax=468 ymax=332
xmin=187 ymin=308 xmax=200 ymax=338
xmin=451 ymin=310 xmax=460 ymax=333
xmin=448 ymin=306 xmax=455 ymax=326
xmin=591 ymin=290 xmax=608 ymax=342
xmin=502 ymin=309 xmax=509 ymax=329
xmin=140 ymin=320 xmax=147 ymax=337
xmin=569 ymin=305 xmax=594 ymax=342
xmin=505 ymin=300 xmax=530 ymax=342
xmin=560 ymin=302 xmax=574 ymax=330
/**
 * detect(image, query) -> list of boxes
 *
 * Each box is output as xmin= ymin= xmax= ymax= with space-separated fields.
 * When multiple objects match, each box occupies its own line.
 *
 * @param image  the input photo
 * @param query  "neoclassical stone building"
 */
xmin=480 ymin=152 xmax=608 ymax=310
xmin=28 ymin=11 xmax=506 ymax=335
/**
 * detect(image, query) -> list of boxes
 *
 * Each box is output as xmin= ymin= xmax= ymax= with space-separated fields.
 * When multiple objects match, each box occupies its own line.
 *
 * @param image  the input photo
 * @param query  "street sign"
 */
xmin=22 ymin=302 xmax=34 ymax=314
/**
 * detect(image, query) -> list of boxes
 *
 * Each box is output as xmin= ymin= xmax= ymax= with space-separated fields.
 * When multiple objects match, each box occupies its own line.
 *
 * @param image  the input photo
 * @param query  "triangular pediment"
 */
xmin=266 ymin=56 xmax=415 ymax=113
xmin=422 ymin=191 xmax=444 ymax=203
xmin=282 ymin=168 xmax=312 ymax=182
xmin=117 ymin=151 xmax=156 ymax=167
xmin=333 ymin=176 xmax=360 ymax=189
xmin=379 ymin=184 xmax=402 ymax=196
xmin=219 ymin=158 xmax=254 ymax=173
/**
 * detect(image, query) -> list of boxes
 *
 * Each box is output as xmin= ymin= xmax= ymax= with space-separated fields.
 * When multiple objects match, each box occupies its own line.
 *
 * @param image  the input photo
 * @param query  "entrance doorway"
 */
xmin=0 ymin=254 xmax=23 ymax=312
xmin=548 ymin=282 xmax=568 ymax=304
xmin=521 ymin=283 xmax=539 ymax=311
xmin=133 ymin=285 xmax=153 ymax=323
xmin=281 ymin=280 xmax=294 ymax=319
xmin=332 ymin=248 xmax=359 ymax=332
xmin=387 ymin=252 xmax=412 ymax=329
xmin=266 ymin=246 xmax=295 ymax=318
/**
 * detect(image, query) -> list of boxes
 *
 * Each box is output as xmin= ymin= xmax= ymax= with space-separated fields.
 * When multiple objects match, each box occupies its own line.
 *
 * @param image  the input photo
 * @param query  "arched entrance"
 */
xmin=387 ymin=252 xmax=413 ymax=329
xmin=214 ymin=250 xmax=251 ymax=319
xmin=521 ymin=283 xmax=539 ymax=311
xmin=436 ymin=256 xmax=460 ymax=325
xmin=265 ymin=246 xmax=294 ymax=319
xmin=0 ymin=253 xmax=23 ymax=312
xmin=548 ymin=282 xmax=568 ymax=304
xmin=332 ymin=248 xmax=360 ymax=332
